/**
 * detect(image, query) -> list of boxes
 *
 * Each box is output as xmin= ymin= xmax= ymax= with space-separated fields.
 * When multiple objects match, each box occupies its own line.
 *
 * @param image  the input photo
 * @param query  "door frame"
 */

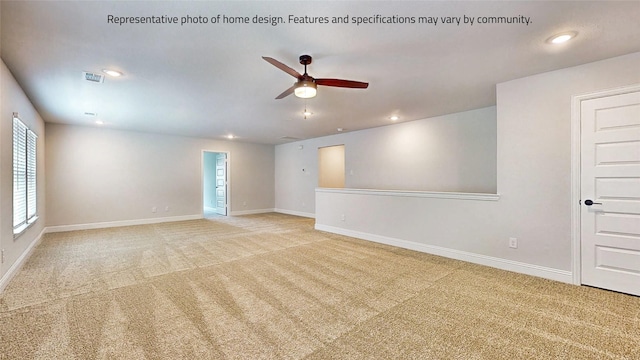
xmin=570 ymin=83 xmax=640 ymax=286
xmin=201 ymin=149 xmax=231 ymax=217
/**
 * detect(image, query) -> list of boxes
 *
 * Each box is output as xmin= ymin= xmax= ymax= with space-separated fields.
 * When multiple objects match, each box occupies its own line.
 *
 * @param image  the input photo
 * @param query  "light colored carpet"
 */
xmin=0 ymin=213 xmax=638 ymax=359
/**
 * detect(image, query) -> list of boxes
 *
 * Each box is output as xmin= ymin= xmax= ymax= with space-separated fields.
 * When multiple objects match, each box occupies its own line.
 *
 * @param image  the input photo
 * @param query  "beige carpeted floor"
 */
xmin=1 ymin=213 xmax=638 ymax=359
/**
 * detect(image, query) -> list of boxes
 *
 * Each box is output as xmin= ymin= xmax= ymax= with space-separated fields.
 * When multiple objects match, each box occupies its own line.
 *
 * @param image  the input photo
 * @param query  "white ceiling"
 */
xmin=2 ymin=1 xmax=639 ymax=145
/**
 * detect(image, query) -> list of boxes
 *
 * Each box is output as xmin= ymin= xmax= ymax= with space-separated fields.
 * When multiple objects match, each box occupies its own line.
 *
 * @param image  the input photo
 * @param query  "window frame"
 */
xmin=13 ymin=115 xmax=38 ymax=236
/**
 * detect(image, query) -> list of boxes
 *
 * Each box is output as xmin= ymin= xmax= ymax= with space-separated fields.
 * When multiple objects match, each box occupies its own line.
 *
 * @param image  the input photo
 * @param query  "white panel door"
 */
xmin=581 ymin=89 xmax=640 ymax=296
xmin=215 ymin=153 xmax=227 ymax=216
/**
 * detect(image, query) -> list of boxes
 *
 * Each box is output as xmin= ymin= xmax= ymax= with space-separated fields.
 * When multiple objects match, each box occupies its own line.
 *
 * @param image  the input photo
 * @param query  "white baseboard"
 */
xmin=315 ymin=224 xmax=573 ymax=284
xmin=230 ymin=208 xmax=275 ymax=216
xmin=45 ymin=214 xmax=203 ymax=233
xmin=0 ymin=228 xmax=47 ymax=294
xmin=274 ymin=208 xmax=315 ymax=219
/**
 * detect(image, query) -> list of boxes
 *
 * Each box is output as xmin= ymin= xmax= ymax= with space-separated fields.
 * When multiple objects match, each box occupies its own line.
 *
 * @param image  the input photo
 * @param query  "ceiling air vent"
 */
xmin=280 ymin=136 xmax=302 ymax=141
xmin=82 ymin=71 xmax=104 ymax=83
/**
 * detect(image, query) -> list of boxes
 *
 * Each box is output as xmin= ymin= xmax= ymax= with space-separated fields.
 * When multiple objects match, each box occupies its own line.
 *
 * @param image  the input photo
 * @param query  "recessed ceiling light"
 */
xmin=226 ymin=134 xmax=234 ymax=139
xmin=337 ymin=128 xmax=344 ymax=132
xmin=390 ymin=115 xmax=399 ymax=121
xmin=547 ymin=31 xmax=577 ymax=44
xmin=95 ymin=120 xmax=104 ymax=125
xmin=102 ymin=69 xmax=123 ymax=77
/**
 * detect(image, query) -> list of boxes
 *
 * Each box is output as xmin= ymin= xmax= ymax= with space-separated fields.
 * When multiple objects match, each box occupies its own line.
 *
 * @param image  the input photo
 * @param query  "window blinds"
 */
xmin=27 ymin=128 xmax=37 ymax=219
xmin=13 ymin=116 xmax=37 ymax=232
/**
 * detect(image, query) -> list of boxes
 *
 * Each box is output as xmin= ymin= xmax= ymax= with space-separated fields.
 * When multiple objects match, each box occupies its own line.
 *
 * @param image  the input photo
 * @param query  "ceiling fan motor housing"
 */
xmin=299 ymin=55 xmax=313 ymax=65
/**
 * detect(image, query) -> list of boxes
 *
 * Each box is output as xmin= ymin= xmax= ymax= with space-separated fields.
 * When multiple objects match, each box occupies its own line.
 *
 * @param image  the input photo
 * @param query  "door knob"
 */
xmin=584 ymin=199 xmax=602 ymax=206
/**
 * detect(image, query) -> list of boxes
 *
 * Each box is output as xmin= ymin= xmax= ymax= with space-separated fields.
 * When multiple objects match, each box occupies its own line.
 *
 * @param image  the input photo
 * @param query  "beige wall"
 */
xmin=45 ymin=124 xmax=275 ymax=227
xmin=0 ymin=60 xmax=46 ymax=285
xmin=318 ymin=145 xmax=345 ymax=188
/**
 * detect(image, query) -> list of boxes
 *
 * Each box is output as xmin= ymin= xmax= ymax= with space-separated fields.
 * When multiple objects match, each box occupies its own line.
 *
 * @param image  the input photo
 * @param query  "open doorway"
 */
xmin=203 ymin=151 xmax=229 ymax=217
xmin=318 ymin=145 xmax=345 ymax=188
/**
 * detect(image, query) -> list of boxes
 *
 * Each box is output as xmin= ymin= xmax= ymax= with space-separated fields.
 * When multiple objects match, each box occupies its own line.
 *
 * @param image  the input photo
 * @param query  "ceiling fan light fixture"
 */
xmin=294 ymin=80 xmax=317 ymax=98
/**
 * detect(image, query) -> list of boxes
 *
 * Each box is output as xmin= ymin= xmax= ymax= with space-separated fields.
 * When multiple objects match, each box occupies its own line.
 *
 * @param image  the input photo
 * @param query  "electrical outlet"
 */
xmin=164 ymin=206 xmax=169 ymax=212
xmin=152 ymin=207 xmax=157 ymax=213
xmin=509 ymin=237 xmax=518 ymax=249
xmin=341 ymin=214 xmax=345 ymax=221
xmin=1 ymin=249 xmax=4 ymax=264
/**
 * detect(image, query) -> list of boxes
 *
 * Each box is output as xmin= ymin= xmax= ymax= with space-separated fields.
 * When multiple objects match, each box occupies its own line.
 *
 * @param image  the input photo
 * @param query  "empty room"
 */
xmin=1 ymin=1 xmax=639 ymax=359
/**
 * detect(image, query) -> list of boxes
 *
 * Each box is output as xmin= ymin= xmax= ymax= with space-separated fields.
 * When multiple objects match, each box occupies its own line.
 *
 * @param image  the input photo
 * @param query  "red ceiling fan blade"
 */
xmin=262 ymin=56 xmax=302 ymax=78
xmin=316 ymin=78 xmax=369 ymax=89
xmin=275 ymin=84 xmax=296 ymax=99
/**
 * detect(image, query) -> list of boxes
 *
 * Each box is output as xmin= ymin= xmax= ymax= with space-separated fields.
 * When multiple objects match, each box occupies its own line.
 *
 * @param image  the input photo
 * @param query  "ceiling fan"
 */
xmin=262 ymin=55 xmax=369 ymax=99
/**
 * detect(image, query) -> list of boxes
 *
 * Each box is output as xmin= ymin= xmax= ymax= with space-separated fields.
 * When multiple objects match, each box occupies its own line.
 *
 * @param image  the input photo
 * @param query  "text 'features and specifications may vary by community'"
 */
xmin=106 ymin=14 xmax=532 ymax=27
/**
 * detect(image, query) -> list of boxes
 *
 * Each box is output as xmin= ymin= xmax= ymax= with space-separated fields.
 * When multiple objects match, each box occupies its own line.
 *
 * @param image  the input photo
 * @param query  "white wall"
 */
xmin=346 ymin=107 xmax=497 ymax=192
xmin=0 ymin=59 xmax=47 ymax=288
xmin=275 ymin=106 xmax=497 ymax=217
xmin=311 ymin=52 xmax=640 ymax=280
xmin=46 ymin=124 xmax=275 ymax=228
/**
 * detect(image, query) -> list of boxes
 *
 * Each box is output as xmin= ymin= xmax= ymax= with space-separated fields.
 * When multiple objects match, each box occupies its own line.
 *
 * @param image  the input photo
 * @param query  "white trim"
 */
xmin=13 ymin=215 xmax=39 ymax=239
xmin=316 ymin=224 xmax=573 ymax=284
xmin=570 ymin=83 xmax=640 ymax=286
xmin=0 ymin=228 xmax=46 ymax=293
xmin=274 ymin=208 xmax=316 ymax=219
xmin=230 ymin=208 xmax=275 ymax=216
xmin=45 ymin=214 xmax=202 ymax=233
xmin=316 ymin=188 xmax=500 ymax=201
